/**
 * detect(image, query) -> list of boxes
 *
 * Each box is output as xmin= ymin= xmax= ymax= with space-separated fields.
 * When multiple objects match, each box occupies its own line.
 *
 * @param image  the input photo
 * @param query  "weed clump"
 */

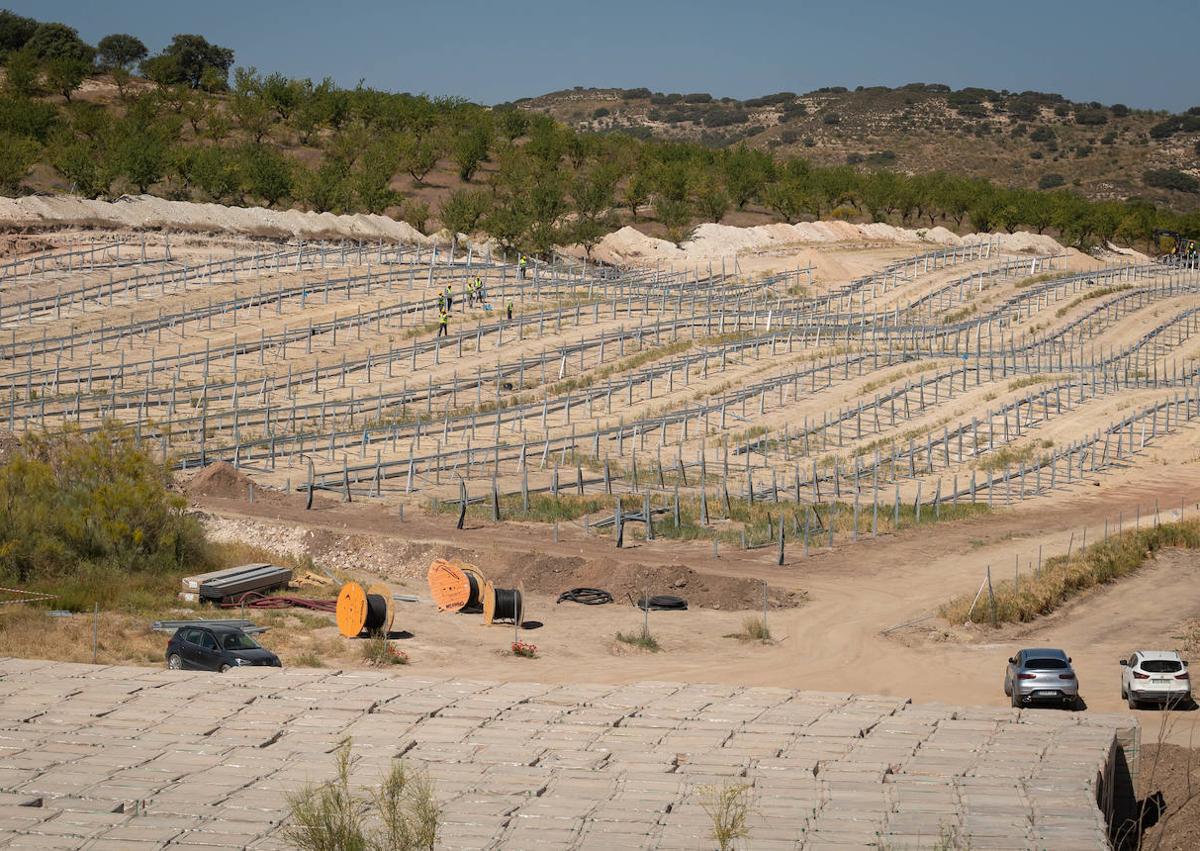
xmin=699 ymin=782 xmax=754 ymax=851
xmin=284 ymin=738 xmax=439 ymax=851
xmin=361 ymin=634 xmax=408 ymax=666
xmin=737 ymin=616 xmax=773 ymax=643
xmin=616 ymin=628 xmax=661 ymax=652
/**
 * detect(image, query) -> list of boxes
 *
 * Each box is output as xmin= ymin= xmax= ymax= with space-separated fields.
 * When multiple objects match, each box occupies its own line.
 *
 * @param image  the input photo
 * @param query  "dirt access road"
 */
xmin=193 ymin=439 xmax=1200 ymax=746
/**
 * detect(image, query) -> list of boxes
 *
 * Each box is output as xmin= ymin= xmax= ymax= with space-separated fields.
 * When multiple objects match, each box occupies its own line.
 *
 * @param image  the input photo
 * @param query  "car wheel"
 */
xmin=1004 ymin=679 xmax=1011 ymax=697
xmin=167 ymin=654 xmax=183 ymax=671
xmin=219 ymin=664 xmax=232 ymax=673
xmin=1128 ymin=692 xmax=1138 ymax=710
xmin=1011 ymin=689 xmax=1020 ymax=708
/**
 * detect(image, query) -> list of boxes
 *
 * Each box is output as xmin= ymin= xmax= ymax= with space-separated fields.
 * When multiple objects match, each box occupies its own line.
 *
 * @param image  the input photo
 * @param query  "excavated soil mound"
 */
xmin=185 ymin=461 xmax=257 ymax=500
xmin=0 ymin=195 xmax=434 ymax=245
xmin=580 ymin=222 xmax=1066 ymax=267
xmin=484 ymin=553 xmax=801 ymax=611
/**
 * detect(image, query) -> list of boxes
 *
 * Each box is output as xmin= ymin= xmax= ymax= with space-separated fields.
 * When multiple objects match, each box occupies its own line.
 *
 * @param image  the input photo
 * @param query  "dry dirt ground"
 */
xmin=179 ymin=438 xmax=1200 ymax=742
xmin=1135 ymin=744 xmax=1200 ymax=851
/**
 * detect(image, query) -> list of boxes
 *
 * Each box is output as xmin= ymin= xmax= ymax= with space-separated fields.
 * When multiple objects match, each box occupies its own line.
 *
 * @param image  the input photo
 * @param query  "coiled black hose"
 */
xmin=556 ymin=588 xmax=614 ymax=605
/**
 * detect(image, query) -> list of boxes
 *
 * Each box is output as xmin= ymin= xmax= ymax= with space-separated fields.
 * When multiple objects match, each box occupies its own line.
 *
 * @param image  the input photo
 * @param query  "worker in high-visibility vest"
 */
xmin=437 ymin=308 xmax=449 ymax=337
xmin=444 ymin=284 xmax=453 ymax=312
xmin=465 ymin=280 xmax=474 ymax=308
xmin=437 ymin=290 xmax=446 ymax=312
xmin=506 ymin=299 xmax=514 ymax=321
xmin=518 ymin=254 xmax=527 ymax=279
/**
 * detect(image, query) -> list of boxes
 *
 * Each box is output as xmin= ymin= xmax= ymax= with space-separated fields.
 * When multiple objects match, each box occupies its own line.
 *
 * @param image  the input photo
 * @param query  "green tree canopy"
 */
xmin=240 ymin=143 xmax=293 ymax=206
xmin=96 ymin=33 xmax=147 ymax=70
xmin=44 ymin=57 xmax=90 ymax=102
xmin=0 ymin=9 xmax=38 ymax=57
xmin=439 ymin=187 xmax=491 ymax=236
xmin=0 ymin=131 xmax=38 ymax=194
xmin=142 ymin=33 xmax=234 ymax=89
xmin=25 ymin=21 xmax=94 ymax=64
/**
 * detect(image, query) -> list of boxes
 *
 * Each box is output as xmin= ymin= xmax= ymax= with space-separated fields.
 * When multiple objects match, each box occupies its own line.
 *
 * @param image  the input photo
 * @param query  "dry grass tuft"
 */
xmin=361 ymin=633 xmax=409 ymax=666
xmin=699 ymin=782 xmax=754 ymax=851
xmin=736 ymin=616 xmax=773 ymax=643
xmin=616 ymin=628 xmax=661 ymax=652
xmin=284 ymin=738 xmax=439 ymax=851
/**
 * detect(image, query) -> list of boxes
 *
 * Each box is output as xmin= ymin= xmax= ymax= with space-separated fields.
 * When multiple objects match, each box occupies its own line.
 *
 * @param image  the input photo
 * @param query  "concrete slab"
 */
xmin=0 ymin=661 xmax=1136 ymax=850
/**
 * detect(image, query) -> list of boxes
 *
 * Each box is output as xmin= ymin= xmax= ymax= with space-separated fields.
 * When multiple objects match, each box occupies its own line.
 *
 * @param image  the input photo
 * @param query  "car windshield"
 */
xmin=220 ymin=632 xmax=260 ymax=651
xmin=1141 ymin=660 xmax=1183 ymax=673
xmin=1026 ymin=657 xmax=1068 ymax=670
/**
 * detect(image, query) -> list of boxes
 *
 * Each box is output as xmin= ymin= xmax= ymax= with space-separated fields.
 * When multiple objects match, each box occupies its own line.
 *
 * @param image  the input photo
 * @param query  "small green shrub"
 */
xmin=1145 ymin=168 xmax=1199 ymax=194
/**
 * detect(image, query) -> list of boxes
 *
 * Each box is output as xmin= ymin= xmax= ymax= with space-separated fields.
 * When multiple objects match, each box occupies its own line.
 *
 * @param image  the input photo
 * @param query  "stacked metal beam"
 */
xmin=179 ymin=563 xmax=292 ymax=603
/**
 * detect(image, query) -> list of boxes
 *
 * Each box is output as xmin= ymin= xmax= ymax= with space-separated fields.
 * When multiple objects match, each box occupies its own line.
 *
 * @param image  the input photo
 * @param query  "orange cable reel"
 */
xmin=335 ymin=581 xmax=395 ymax=638
xmin=427 ymin=558 xmax=486 ymax=613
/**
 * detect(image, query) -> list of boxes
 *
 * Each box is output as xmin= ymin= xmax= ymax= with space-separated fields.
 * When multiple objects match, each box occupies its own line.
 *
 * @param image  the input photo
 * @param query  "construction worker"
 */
xmin=476 ymin=276 xmax=486 ymax=303
xmin=436 ymin=289 xmax=446 ymax=312
xmin=506 ymin=299 xmax=514 ymax=321
xmin=518 ymin=254 xmax=527 ymax=279
xmin=465 ymin=280 xmax=474 ymax=308
xmin=444 ymin=284 xmax=453 ymax=313
xmin=437 ymin=307 xmax=449 ymax=337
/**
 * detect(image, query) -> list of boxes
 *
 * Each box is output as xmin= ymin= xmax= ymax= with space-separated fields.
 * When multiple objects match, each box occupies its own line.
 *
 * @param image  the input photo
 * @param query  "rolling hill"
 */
xmin=514 ymin=84 xmax=1200 ymax=210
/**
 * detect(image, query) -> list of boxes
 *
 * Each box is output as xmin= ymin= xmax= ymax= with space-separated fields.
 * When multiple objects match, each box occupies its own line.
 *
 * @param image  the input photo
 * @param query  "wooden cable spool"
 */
xmin=335 ymin=581 xmax=395 ymax=638
xmin=427 ymin=559 xmax=486 ymax=613
xmin=482 ymin=580 xmax=524 ymax=626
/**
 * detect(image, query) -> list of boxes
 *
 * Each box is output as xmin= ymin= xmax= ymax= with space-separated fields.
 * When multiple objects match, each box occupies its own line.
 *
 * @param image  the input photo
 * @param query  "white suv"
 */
xmin=1120 ymin=650 xmax=1192 ymax=709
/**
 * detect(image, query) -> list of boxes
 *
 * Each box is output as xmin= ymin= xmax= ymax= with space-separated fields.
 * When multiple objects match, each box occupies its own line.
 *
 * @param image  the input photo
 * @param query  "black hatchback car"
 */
xmin=166 ymin=624 xmax=281 ymax=672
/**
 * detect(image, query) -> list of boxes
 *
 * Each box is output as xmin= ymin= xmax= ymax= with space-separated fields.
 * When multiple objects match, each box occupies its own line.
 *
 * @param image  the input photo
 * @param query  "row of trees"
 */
xmin=1 ymin=9 xmax=1198 ymax=256
xmin=0 ymin=10 xmax=235 ymax=101
xmin=436 ymin=138 xmax=1200 ymax=255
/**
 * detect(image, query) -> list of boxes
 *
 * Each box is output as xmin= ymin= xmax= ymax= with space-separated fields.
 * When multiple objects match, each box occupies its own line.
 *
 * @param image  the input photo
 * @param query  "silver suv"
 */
xmin=1004 ymin=648 xmax=1080 ymax=709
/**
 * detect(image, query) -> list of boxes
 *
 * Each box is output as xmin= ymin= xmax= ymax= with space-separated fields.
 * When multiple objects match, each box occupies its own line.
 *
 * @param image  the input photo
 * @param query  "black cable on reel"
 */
xmin=493 ymin=588 xmax=521 ymax=620
xmin=461 ymin=571 xmax=483 ymax=613
xmin=363 ymin=593 xmax=389 ymax=631
xmin=557 ymin=588 xmax=614 ymax=605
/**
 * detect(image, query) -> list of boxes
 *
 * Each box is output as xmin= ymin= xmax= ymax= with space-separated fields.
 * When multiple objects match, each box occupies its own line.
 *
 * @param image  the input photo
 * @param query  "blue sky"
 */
xmin=9 ymin=0 xmax=1196 ymax=112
